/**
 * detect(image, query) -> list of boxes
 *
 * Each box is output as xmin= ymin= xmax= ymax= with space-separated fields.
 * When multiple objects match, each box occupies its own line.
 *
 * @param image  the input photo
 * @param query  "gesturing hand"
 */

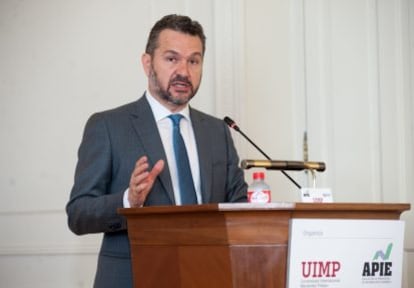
xmin=128 ymin=156 xmax=165 ymax=207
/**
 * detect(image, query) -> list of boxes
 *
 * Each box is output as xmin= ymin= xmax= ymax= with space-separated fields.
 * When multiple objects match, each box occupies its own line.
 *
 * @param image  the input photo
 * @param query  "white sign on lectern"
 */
xmin=287 ymin=219 xmax=405 ymax=288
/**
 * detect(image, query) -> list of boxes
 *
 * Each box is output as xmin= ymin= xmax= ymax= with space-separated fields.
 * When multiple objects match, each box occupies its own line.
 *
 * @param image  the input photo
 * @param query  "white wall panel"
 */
xmin=0 ymin=0 xmax=230 ymax=287
xmin=400 ymin=0 xmax=414 ymax=286
xmin=0 ymin=254 xmax=97 ymax=288
xmin=243 ymin=0 xmax=301 ymax=201
xmin=291 ymin=0 xmax=413 ymax=287
xmin=0 ymin=210 xmax=100 ymax=287
xmin=0 ymin=211 xmax=101 ymax=255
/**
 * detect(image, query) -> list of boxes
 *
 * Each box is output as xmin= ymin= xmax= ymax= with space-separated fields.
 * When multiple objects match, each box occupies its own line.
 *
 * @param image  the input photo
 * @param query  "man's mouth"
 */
xmin=170 ymin=80 xmax=192 ymax=92
xmin=172 ymin=81 xmax=190 ymax=87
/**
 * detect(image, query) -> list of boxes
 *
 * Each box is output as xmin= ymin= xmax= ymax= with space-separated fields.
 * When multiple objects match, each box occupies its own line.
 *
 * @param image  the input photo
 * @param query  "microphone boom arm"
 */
xmin=224 ymin=116 xmax=303 ymax=189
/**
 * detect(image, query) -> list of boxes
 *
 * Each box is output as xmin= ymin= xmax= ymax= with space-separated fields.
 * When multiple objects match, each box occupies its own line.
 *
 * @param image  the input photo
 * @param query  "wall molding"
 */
xmin=0 ymin=243 xmax=99 ymax=256
xmin=366 ymin=0 xmax=383 ymax=201
xmin=0 ymin=208 xmax=64 ymax=216
xmin=0 ymin=208 xmax=101 ymax=257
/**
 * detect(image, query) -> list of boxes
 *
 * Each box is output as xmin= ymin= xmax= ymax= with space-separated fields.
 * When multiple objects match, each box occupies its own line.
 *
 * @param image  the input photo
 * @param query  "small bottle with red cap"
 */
xmin=248 ymin=172 xmax=271 ymax=203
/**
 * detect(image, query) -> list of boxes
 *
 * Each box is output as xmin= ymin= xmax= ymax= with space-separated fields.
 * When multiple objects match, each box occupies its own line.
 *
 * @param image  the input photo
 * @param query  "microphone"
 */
xmin=223 ymin=116 xmax=239 ymax=131
xmin=224 ymin=116 xmax=272 ymax=160
xmin=224 ymin=116 xmax=302 ymax=189
xmin=241 ymin=159 xmax=326 ymax=172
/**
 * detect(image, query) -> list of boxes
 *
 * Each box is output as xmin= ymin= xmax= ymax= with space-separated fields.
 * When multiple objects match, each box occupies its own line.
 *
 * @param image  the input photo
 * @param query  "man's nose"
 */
xmin=176 ymin=60 xmax=190 ymax=76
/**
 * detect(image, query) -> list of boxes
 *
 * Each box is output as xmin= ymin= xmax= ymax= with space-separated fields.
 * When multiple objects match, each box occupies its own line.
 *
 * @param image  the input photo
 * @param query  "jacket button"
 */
xmin=109 ymin=222 xmax=121 ymax=230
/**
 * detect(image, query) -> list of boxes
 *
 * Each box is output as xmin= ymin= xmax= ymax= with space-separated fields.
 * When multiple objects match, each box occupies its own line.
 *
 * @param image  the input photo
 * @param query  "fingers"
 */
xmin=149 ymin=159 xmax=165 ymax=179
xmin=132 ymin=156 xmax=149 ymax=177
xmin=130 ymin=157 xmax=148 ymax=187
xmin=128 ymin=156 xmax=164 ymax=207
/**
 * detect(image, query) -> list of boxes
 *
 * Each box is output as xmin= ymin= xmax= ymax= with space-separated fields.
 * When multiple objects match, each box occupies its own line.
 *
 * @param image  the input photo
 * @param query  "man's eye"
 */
xmin=189 ymin=59 xmax=199 ymax=65
xmin=167 ymin=57 xmax=177 ymax=62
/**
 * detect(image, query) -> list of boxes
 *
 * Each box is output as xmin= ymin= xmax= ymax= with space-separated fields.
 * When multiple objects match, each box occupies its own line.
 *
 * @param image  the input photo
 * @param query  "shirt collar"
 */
xmin=145 ymin=91 xmax=191 ymax=122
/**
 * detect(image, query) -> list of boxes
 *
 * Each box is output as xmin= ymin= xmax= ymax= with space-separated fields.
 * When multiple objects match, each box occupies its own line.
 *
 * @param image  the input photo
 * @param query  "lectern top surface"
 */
xmin=118 ymin=202 xmax=410 ymax=217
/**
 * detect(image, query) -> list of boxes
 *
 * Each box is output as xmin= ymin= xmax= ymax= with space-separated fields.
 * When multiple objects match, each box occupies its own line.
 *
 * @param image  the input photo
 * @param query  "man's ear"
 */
xmin=141 ymin=53 xmax=152 ymax=77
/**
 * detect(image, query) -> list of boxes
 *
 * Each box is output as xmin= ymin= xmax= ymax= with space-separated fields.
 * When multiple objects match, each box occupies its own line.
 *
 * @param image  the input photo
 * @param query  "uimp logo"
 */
xmin=362 ymin=243 xmax=393 ymax=277
xmin=301 ymin=261 xmax=341 ymax=278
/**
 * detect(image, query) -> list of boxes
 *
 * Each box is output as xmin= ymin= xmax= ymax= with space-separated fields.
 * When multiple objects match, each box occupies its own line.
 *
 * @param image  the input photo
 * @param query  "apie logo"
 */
xmin=373 ymin=242 xmax=393 ymax=261
xmin=362 ymin=243 xmax=393 ymax=277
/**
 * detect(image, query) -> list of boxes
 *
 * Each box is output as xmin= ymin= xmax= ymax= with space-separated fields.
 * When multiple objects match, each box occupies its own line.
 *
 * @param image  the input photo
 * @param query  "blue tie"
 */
xmin=168 ymin=114 xmax=197 ymax=205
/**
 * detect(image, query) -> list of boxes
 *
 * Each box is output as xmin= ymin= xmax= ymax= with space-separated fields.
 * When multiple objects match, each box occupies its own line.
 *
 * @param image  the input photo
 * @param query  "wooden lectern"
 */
xmin=119 ymin=202 xmax=410 ymax=288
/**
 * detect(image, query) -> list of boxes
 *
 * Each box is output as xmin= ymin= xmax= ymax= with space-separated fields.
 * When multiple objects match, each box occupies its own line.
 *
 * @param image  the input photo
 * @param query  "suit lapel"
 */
xmin=129 ymin=96 xmax=175 ymax=204
xmin=191 ymin=109 xmax=213 ymax=203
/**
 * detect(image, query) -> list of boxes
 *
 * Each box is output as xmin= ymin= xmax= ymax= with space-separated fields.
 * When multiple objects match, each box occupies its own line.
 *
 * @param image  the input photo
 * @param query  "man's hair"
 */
xmin=145 ymin=14 xmax=206 ymax=56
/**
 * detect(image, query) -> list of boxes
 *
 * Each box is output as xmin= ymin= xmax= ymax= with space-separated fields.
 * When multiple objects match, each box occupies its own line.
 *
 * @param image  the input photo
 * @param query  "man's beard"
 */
xmin=149 ymin=66 xmax=200 ymax=106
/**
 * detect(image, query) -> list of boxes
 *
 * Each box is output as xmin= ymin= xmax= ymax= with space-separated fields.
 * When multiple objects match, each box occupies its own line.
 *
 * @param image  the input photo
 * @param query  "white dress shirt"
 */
xmin=123 ymin=92 xmax=201 ymax=207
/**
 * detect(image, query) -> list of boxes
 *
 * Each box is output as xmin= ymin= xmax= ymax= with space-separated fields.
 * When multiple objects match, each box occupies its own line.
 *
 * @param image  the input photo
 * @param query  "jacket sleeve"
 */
xmin=66 ymin=113 xmax=127 ymax=235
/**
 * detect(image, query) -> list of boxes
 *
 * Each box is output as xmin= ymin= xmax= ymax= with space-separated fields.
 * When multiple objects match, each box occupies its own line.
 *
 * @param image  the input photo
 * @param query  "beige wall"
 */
xmin=1 ymin=0 xmax=413 ymax=287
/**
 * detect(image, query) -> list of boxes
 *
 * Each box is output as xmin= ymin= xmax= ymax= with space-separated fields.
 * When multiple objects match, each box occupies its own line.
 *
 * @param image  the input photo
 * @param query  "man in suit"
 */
xmin=66 ymin=14 xmax=247 ymax=287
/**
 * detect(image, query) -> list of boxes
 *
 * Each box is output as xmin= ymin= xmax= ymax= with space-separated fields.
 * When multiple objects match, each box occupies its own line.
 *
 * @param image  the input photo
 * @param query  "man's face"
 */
xmin=142 ymin=29 xmax=204 ymax=112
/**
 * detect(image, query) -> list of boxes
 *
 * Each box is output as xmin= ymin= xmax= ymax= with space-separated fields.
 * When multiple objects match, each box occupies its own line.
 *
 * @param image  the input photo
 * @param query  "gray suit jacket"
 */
xmin=66 ymin=95 xmax=247 ymax=287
